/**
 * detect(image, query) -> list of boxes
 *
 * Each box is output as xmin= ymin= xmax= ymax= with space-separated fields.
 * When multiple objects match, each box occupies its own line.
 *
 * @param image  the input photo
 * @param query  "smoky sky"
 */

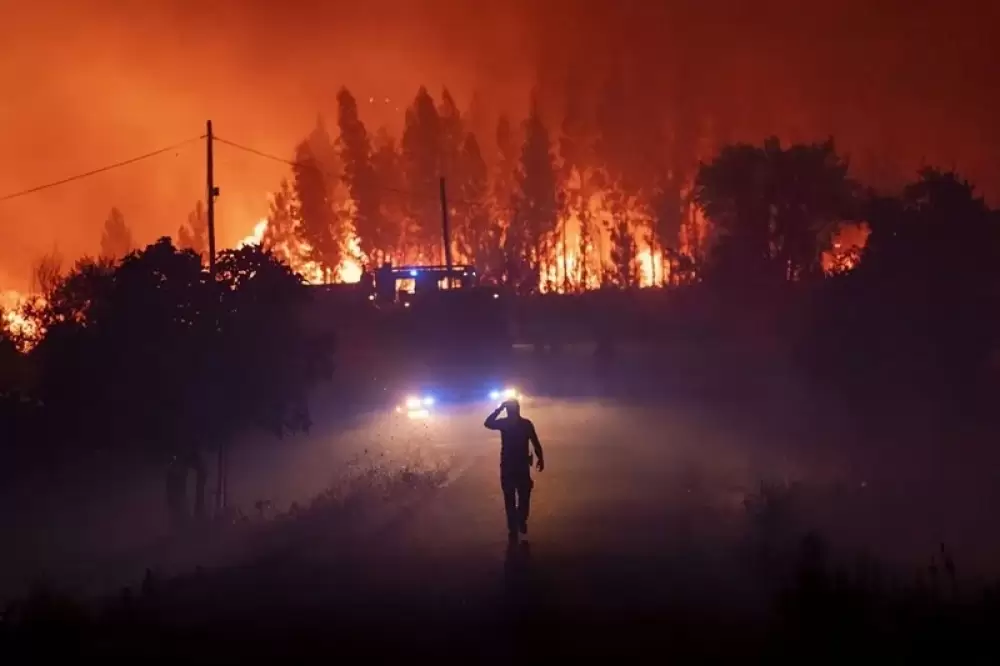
xmin=0 ymin=0 xmax=996 ymax=289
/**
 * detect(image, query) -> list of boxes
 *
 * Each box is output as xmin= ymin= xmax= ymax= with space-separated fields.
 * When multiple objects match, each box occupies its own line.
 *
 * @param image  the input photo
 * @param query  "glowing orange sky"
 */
xmin=0 ymin=0 xmax=997 ymax=290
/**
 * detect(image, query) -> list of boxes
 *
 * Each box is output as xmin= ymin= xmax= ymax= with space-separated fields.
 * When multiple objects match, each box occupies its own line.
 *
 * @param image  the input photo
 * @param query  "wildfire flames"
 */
xmin=1 ymin=290 xmax=45 ymax=350
xmin=0 ymin=196 xmax=870 ymax=348
xmin=236 ymin=218 xmax=365 ymax=284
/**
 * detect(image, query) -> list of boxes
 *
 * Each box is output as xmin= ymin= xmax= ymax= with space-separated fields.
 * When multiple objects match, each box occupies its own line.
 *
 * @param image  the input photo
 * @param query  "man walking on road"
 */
xmin=484 ymin=399 xmax=544 ymax=542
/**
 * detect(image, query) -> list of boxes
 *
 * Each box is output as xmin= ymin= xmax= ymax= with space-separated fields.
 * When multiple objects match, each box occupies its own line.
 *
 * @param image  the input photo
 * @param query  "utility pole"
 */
xmin=206 ymin=120 xmax=217 ymax=277
xmin=206 ymin=120 xmax=226 ymax=511
xmin=439 ymin=177 xmax=453 ymax=286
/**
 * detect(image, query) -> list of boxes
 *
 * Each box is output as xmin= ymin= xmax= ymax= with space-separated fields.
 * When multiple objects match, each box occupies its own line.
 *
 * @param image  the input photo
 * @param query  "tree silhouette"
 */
xmin=43 ymin=256 xmax=116 ymax=326
xmin=292 ymin=135 xmax=342 ymax=282
xmin=402 ymin=87 xmax=443 ymax=258
xmin=438 ymin=88 xmax=464 ymax=181
xmin=560 ymin=74 xmax=597 ymax=290
xmin=178 ymin=201 xmax=208 ymax=258
xmin=99 ymin=207 xmax=133 ymax=261
xmin=261 ymin=179 xmax=299 ymax=265
xmin=510 ymin=97 xmax=558 ymax=293
xmin=336 ymin=87 xmax=383 ymax=264
xmin=454 ymin=133 xmax=501 ymax=278
xmin=305 ymin=115 xmax=342 ymax=194
xmin=695 ymin=138 xmax=854 ymax=284
xmin=214 ymin=245 xmax=332 ymax=437
xmin=650 ymin=178 xmax=684 ymax=284
xmin=30 ymin=248 xmax=63 ymax=298
xmin=33 ymin=238 xmax=332 ymax=493
xmin=608 ymin=218 xmax=639 ymax=288
xmin=492 ymin=115 xmax=520 ymax=281
xmin=371 ymin=129 xmax=404 ymax=263
xmin=802 ymin=168 xmax=1000 ymax=419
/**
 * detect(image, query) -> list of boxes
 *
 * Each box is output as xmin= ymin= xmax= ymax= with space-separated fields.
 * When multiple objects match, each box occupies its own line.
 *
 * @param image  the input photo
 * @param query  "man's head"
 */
xmin=503 ymin=399 xmax=521 ymax=419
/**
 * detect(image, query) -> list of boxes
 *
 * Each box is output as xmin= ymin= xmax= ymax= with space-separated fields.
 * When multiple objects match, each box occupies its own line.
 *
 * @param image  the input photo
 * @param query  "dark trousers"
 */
xmin=500 ymin=467 xmax=533 ymax=533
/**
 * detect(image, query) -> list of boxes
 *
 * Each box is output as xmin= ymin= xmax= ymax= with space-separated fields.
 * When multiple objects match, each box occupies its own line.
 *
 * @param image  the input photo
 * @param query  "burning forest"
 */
xmin=0 ymin=78 xmax=876 ymax=346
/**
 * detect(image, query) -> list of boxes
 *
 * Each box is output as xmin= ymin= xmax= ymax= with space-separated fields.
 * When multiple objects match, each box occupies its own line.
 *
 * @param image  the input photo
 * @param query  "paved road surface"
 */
xmin=15 ymin=390 xmax=1000 ymax=658
xmin=149 ymin=398 xmax=822 ymax=631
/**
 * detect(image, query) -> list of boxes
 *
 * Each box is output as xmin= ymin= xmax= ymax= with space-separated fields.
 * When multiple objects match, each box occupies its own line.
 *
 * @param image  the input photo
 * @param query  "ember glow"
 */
xmin=1 ymin=291 xmax=45 ymax=351
xmin=823 ymin=223 xmax=871 ymax=274
xmin=235 ymin=215 xmax=365 ymax=284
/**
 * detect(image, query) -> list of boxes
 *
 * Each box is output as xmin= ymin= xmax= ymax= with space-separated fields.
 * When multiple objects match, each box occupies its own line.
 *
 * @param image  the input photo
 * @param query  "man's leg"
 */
xmin=501 ymin=475 xmax=518 ymax=538
xmin=517 ymin=475 xmax=533 ymax=534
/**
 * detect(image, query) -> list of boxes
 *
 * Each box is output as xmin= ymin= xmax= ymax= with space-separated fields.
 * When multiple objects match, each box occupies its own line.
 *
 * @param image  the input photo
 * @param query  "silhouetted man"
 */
xmin=484 ymin=399 xmax=544 ymax=542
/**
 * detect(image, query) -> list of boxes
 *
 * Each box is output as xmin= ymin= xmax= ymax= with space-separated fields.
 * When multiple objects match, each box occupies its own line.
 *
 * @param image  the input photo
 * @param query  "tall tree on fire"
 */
xmin=292 ymin=124 xmax=343 ymax=282
xmin=100 ymin=207 xmax=134 ymax=261
xmin=492 ymin=115 xmax=519 ymax=242
xmin=510 ymin=97 xmax=559 ymax=293
xmin=336 ymin=87 xmax=384 ymax=264
xmin=401 ymin=87 xmax=443 ymax=260
xmin=261 ymin=179 xmax=298 ymax=266
xmin=695 ymin=137 xmax=854 ymax=284
xmin=371 ymin=128 xmax=404 ymax=263
xmin=438 ymin=88 xmax=465 ymax=182
xmin=178 ymin=201 xmax=208 ymax=259
xmin=593 ymin=69 xmax=632 ymax=286
xmin=559 ymin=72 xmax=596 ymax=290
xmin=454 ymin=133 xmax=501 ymax=279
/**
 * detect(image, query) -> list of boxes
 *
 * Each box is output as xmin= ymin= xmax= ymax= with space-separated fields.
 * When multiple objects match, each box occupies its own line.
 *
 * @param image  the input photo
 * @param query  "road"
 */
xmin=130 ymin=395 xmax=834 ymax=656
xmin=14 ymin=384 xmax=1000 ymax=657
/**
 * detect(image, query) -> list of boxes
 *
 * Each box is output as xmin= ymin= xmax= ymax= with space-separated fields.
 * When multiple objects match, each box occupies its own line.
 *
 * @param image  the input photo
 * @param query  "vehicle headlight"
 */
xmin=489 ymin=387 xmax=519 ymax=401
xmin=405 ymin=396 xmax=422 ymax=409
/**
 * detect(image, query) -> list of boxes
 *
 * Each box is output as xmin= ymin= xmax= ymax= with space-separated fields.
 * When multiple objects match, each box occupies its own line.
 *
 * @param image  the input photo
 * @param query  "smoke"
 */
xmin=0 ymin=0 xmax=996 ymax=290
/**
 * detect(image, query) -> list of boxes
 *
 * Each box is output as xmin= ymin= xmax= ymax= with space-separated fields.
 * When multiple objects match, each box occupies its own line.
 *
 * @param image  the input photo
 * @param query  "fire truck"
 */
xmin=305 ymin=262 xmax=511 ymax=383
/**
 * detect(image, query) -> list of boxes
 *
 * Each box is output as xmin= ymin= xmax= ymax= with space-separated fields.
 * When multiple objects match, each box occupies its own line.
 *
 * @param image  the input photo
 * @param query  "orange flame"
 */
xmin=234 ymin=215 xmax=364 ymax=284
xmin=1 ymin=290 xmax=45 ymax=351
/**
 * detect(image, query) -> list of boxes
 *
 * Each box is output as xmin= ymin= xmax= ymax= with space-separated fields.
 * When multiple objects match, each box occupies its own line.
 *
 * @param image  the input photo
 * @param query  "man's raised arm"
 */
xmin=484 ymin=406 xmax=504 ymax=430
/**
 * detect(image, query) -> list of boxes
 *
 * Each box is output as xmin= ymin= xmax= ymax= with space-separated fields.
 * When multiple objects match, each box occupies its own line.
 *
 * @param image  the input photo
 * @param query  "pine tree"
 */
xmin=262 ymin=179 xmax=298 ymax=264
xmin=438 ymin=88 xmax=464 ymax=180
xmin=401 ymin=87 xmax=443 ymax=257
xmin=306 ymin=115 xmax=341 ymax=195
xmin=336 ymin=87 xmax=383 ymax=263
xmin=609 ymin=217 xmax=639 ymax=288
xmin=493 ymin=115 xmax=519 ymax=213
xmin=454 ymin=133 xmax=500 ymax=278
xmin=594 ymin=68 xmax=629 ymax=191
xmin=511 ymin=97 xmax=559 ymax=293
xmin=559 ymin=75 xmax=596 ymax=291
xmin=463 ymin=90 xmax=492 ymax=165
xmin=371 ymin=128 xmax=404 ymax=263
xmin=650 ymin=177 xmax=684 ymax=285
xmin=576 ymin=208 xmax=595 ymax=288
xmin=178 ymin=201 xmax=208 ymax=257
xmin=492 ymin=115 xmax=520 ymax=284
xmin=100 ymin=206 xmax=134 ymax=261
xmin=292 ymin=137 xmax=342 ymax=281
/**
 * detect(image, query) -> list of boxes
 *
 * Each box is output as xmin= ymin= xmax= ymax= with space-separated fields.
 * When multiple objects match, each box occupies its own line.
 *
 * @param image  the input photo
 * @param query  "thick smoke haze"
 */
xmin=0 ymin=0 xmax=997 ymax=290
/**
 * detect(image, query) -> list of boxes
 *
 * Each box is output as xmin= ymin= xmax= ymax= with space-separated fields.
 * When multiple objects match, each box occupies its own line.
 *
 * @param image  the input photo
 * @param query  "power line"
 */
xmin=212 ymin=136 xmax=299 ymax=170
xmin=214 ymin=135 xmax=412 ymax=197
xmin=0 ymin=136 xmax=204 ymax=203
xmin=213 ymin=134 xmax=493 ymax=206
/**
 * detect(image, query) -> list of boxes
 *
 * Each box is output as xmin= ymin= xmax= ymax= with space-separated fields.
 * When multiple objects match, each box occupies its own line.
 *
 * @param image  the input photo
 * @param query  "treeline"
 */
xmin=690 ymin=141 xmax=1000 ymax=422
xmin=217 ymin=84 xmax=711 ymax=292
xmin=0 ymin=240 xmax=331 ymax=503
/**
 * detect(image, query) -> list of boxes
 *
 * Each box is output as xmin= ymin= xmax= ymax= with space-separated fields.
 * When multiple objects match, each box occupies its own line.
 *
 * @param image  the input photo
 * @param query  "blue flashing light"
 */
xmin=422 ymin=396 xmax=435 ymax=406
xmin=488 ymin=389 xmax=500 ymax=401
xmin=409 ymin=269 xmax=418 ymax=277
